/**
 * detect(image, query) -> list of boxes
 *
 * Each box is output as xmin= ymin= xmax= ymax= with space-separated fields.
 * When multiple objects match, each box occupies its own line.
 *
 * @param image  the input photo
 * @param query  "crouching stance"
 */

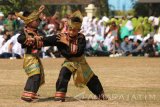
xmin=43 ymin=11 xmax=107 ymax=102
xmin=16 ymin=5 xmax=45 ymax=102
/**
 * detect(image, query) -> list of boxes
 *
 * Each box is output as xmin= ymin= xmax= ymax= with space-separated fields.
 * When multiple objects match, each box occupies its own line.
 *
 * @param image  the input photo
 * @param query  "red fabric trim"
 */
xmin=55 ymin=92 xmax=66 ymax=98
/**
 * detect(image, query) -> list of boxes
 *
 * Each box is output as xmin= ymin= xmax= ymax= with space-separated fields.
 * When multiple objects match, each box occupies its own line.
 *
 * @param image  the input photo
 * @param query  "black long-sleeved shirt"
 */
xmin=17 ymin=29 xmax=45 ymax=54
xmin=43 ymin=33 xmax=86 ymax=58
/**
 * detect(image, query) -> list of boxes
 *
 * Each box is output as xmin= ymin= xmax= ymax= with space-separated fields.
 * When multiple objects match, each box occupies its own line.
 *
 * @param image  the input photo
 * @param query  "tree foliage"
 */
xmin=133 ymin=2 xmax=160 ymax=16
xmin=99 ymin=0 xmax=109 ymax=16
xmin=0 ymin=0 xmax=38 ymax=16
xmin=0 ymin=0 xmax=110 ymax=17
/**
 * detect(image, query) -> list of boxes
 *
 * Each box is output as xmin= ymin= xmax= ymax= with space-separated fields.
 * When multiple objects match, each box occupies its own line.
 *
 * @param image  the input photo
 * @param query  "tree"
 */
xmin=133 ymin=1 xmax=160 ymax=16
xmin=0 ymin=0 xmax=110 ymax=17
xmin=98 ymin=0 xmax=109 ymax=16
xmin=0 ymin=0 xmax=38 ymax=16
xmin=133 ymin=3 xmax=149 ymax=16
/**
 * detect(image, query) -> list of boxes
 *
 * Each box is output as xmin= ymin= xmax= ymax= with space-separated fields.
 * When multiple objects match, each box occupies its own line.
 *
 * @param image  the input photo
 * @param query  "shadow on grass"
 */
xmin=37 ymin=97 xmax=103 ymax=102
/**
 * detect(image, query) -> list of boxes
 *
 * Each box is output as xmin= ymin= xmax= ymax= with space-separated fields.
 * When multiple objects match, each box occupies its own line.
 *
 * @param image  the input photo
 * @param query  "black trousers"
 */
xmin=24 ymin=74 xmax=41 ymax=93
xmin=56 ymin=67 xmax=104 ymax=97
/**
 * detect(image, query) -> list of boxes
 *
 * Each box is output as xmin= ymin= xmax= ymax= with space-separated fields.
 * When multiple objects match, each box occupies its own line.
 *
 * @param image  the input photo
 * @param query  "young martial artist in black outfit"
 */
xmin=16 ymin=5 xmax=45 ymax=102
xmin=43 ymin=11 xmax=107 ymax=102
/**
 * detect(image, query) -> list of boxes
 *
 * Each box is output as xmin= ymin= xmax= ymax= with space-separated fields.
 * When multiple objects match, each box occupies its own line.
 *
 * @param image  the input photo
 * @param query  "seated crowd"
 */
xmin=0 ymin=11 xmax=160 ymax=59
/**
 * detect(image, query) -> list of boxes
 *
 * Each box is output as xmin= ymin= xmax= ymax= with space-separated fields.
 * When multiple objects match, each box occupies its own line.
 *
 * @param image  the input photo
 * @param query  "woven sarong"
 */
xmin=62 ymin=55 xmax=94 ymax=87
xmin=23 ymin=54 xmax=45 ymax=86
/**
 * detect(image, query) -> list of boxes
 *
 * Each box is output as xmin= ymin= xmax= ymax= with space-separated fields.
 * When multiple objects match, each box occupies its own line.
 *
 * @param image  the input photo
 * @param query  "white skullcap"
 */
xmin=0 ymin=12 xmax=4 ymax=17
xmin=102 ymin=16 xmax=109 ymax=22
xmin=128 ymin=35 xmax=135 ymax=40
xmin=148 ymin=16 xmax=154 ymax=21
xmin=136 ymin=35 xmax=143 ymax=41
xmin=0 ymin=25 xmax=4 ymax=31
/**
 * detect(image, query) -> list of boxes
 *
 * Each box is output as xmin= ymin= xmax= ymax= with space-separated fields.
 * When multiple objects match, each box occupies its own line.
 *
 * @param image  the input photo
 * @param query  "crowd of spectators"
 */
xmin=0 ymin=11 xmax=160 ymax=59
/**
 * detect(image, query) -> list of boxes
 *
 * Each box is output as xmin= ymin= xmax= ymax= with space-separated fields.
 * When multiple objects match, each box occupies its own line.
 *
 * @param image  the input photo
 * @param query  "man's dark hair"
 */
xmin=129 ymin=39 xmax=134 ymax=42
xmin=23 ymin=11 xmax=31 ymax=17
xmin=71 ymin=17 xmax=82 ymax=23
xmin=92 ymin=16 xmax=96 ymax=20
xmin=137 ymin=40 xmax=142 ymax=44
xmin=8 ymin=12 xmax=14 ymax=15
xmin=124 ymin=36 xmax=128 ymax=40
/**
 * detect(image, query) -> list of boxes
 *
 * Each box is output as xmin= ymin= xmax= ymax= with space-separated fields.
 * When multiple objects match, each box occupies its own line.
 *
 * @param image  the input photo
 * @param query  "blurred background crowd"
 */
xmin=0 ymin=11 xmax=160 ymax=59
xmin=0 ymin=0 xmax=160 ymax=59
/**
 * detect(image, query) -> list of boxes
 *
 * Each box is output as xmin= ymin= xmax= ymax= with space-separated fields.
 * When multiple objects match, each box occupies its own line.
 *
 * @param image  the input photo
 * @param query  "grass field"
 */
xmin=0 ymin=57 xmax=160 ymax=107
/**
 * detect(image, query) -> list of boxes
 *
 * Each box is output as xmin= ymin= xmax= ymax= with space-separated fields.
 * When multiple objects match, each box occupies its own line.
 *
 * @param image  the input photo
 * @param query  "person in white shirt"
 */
xmin=0 ymin=35 xmax=4 ymax=49
xmin=0 ymin=32 xmax=23 ymax=58
xmin=0 ymin=37 xmax=12 ymax=58
xmin=153 ymin=17 xmax=159 ymax=33
xmin=154 ymin=27 xmax=160 ymax=56
xmin=9 ymin=33 xmax=23 ymax=58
